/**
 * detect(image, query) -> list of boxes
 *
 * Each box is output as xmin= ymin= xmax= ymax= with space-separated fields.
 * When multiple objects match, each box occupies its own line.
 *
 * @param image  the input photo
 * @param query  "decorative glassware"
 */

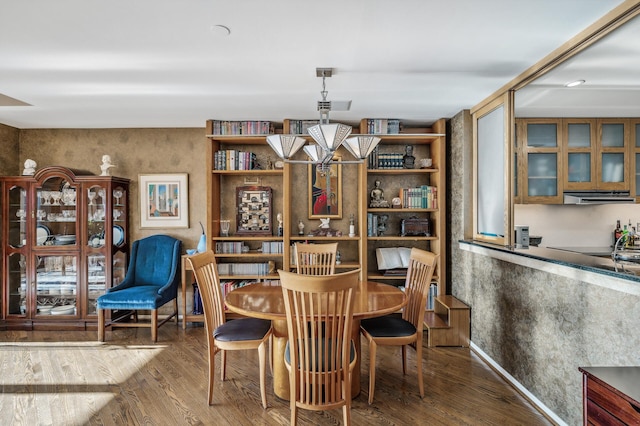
xmin=87 ymin=190 xmax=97 ymax=206
xmin=220 ymin=220 xmax=230 ymax=237
xmin=50 ymin=191 xmax=62 ymax=206
xmin=113 ymin=189 xmax=123 ymax=205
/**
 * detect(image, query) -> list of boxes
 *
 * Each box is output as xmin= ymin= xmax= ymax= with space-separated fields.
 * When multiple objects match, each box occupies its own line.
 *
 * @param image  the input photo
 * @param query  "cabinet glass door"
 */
xmin=87 ymin=254 xmax=106 ymax=315
xmin=597 ymin=120 xmax=628 ymax=190
xmin=87 ymin=184 xmax=107 ymax=248
xmin=601 ymin=153 xmax=625 ymax=183
xmin=601 ymin=123 xmax=625 ymax=147
xmin=8 ymin=185 xmax=27 ymax=248
xmin=37 ymin=177 xmax=77 ymax=247
xmin=7 ymin=253 xmax=27 ymax=316
xmin=568 ymin=153 xmax=591 ymax=183
xmin=527 ymin=153 xmax=557 ymax=197
xmin=527 ymin=123 xmax=557 ymax=147
xmin=35 ymin=255 xmax=78 ymax=316
xmin=112 ymin=185 xmax=127 ymax=248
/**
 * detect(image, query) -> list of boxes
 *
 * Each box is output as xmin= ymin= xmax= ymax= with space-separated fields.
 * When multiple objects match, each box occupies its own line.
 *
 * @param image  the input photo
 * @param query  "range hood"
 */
xmin=563 ymin=191 xmax=635 ymax=205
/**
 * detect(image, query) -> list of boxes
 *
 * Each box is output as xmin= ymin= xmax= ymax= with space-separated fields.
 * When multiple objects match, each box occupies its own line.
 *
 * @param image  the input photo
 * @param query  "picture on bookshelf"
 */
xmin=308 ymin=155 xmax=342 ymax=219
xmin=236 ymin=186 xmax=272 ymax=235
xmin=139 ymin=173 xmax=189 ymax=228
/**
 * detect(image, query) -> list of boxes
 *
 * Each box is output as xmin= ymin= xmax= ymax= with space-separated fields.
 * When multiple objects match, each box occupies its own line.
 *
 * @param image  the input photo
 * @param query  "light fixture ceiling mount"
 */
xmin=265 ymin=68 xmax=380 ymax=165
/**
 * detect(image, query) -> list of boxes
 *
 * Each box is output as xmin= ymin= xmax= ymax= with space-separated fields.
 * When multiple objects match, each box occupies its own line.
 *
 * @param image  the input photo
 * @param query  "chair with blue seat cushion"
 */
xmin=187 ymin=251 xmax=272 ymax=408
xmin=360 ymin=248 xmax=438 ymax=404
xmin=97 ymin=234 xmax=182 ymax=342
xmin=278 ymin=268 xmax=359 ymax=426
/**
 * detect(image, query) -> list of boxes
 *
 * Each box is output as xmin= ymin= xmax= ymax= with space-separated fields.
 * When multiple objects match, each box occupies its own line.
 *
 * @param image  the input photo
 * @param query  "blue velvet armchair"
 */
xmin=97 ymin=234 xmax=182 ymax=342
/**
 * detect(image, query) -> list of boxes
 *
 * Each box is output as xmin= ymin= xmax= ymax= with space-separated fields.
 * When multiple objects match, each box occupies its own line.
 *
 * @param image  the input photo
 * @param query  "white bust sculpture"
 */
xmin=100 ymin=155 xmax=116 ymax=176
xmin=22 ymin=159 xmax=37 ymax=176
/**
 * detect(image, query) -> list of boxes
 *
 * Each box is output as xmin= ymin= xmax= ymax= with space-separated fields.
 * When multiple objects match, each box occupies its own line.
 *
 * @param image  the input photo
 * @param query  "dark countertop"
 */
xmin=461 ymin=240 xmax=640 ymax=283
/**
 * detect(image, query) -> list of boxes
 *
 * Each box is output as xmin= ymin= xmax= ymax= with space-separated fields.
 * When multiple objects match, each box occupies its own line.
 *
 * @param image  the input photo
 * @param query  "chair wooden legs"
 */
xmin=220 ymin=350 xmax=227 ymax=381
xmin=416 ymin=339 xmax=424 ymax=398
xmin=207 ymin=344 xmax=216 ymax=405
xmin=367 ymin=339 xmax=378 ymax=405
xmin=258 ymin=339 xmax=267 ymax=409
xmin=402 ymin=345 xmax=408 ymax=374
xmin=98 ymin=309 xmax=105 ymax=342
xmin=151 ymin=310 xmax=158 ymax=342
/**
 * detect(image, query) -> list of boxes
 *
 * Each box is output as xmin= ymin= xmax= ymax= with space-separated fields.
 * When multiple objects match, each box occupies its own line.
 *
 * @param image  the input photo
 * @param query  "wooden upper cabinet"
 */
xmin=517 ymin=117 xmax=634 ymax=204
xmin=517 ymin=119 xmax=562 ymax=204
xmin=596 ymin=118 xmax=629 ymax=191
xmin=563 ymin=118 xmax=596 ymax=191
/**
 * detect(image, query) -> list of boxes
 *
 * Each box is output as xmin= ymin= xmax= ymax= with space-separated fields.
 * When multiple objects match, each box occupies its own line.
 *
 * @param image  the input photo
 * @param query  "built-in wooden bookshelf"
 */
xmin=205 ymin=118 xmax=447 ymax=301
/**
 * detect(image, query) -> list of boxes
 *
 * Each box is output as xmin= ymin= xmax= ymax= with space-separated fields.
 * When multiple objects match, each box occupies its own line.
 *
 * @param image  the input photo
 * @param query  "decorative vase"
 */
xmin=197 ymin=222 xmax=207 ymax=253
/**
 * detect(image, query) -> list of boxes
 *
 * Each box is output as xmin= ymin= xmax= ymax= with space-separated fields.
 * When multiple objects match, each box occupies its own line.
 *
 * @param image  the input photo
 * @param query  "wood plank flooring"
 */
xmin=0 ymin=325 xmax=554 ymax=425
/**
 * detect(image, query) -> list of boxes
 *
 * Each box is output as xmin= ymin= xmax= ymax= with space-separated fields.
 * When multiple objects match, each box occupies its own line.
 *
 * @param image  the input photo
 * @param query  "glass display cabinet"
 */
xmin=1 ymin=166 xmax=129 ymax=329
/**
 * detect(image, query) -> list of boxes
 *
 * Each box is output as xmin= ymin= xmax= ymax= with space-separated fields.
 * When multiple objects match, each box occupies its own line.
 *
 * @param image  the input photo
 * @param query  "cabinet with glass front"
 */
xmin=0 ymin=166 xmax=129 ymax=329
xmin=516 ymin=119 xmax=562 ymax=204
xmin=563 ymin=118 xmax=629 ymax=191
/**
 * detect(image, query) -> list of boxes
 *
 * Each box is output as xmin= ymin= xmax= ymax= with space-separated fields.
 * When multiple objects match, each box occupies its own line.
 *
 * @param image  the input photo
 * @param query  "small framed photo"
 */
xmin=236 ymin=186 xmax=272 ymax=235
xmin=139 ymin=173 xmax=189 ymax=228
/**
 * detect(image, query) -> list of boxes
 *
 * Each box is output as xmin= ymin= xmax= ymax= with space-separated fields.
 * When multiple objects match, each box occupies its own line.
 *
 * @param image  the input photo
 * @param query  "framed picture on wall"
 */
xmin=139 ymin=173 xmax=189 ymax=228
xmin=308 ymin=155 xmax=342 ymax=219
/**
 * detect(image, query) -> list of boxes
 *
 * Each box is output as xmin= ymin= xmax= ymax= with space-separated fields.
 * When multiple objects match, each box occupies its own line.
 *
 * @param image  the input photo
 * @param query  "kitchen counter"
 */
xmin=460 ymin=240 xmax=640 ymax=286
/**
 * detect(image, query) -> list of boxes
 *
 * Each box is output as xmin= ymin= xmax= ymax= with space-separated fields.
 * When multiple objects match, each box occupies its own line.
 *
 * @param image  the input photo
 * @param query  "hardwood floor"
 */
xmin=0 ymin=325 xmax=553 ymax=425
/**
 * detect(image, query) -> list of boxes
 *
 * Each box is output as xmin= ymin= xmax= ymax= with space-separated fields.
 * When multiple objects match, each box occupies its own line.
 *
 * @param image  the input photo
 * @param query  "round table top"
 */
xmin=225 ymin=280 xmax=407 ymax=321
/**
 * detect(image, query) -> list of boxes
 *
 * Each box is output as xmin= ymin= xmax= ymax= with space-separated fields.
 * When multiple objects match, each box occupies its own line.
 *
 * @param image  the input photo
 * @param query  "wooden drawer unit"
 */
xmin=579 ymin=366 xmax=640 ymax=425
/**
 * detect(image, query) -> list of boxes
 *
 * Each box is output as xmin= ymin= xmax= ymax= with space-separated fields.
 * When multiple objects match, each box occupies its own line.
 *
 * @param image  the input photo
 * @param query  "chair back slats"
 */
xmin=402 ymin=249 xmax=438 ymax=329
xmin=279 ymin=268 xmax=359 ymax=410
xmin=188 ymin=251 xmax=226 ymax=339
xmin=294 ymin=242 xmax=338 ymax=275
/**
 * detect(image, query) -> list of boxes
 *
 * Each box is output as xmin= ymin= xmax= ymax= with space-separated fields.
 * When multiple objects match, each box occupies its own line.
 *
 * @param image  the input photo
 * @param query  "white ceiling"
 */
xmin=516 ymin=9 xmax=640 ymax=118
xmin=0 ymin=0 xmax=627 ymax=129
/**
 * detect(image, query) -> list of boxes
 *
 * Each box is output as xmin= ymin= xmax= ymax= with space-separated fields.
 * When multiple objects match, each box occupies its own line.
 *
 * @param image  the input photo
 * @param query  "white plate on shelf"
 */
xmin=51 ymin=305 xmax=75 ymax=315
xmin=36 ymin=225 xmax=50 ymax=245
xmin=113 ymin=225 xmax=124 ymax=246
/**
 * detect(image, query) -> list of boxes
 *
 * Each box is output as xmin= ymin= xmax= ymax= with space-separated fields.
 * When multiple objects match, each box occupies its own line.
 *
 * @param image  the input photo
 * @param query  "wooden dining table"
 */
xmin=224 ymin=280 xmax=407 ymax=400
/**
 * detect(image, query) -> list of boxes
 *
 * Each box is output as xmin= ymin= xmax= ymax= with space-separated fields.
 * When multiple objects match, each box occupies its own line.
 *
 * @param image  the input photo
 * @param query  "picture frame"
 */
xmin=308 ymin=155 xmax=342 ymax=219
xmin=236 ymin=186 xmax=272 ymax=235
xmin=139 ymin=173 xmax=189 ymax=228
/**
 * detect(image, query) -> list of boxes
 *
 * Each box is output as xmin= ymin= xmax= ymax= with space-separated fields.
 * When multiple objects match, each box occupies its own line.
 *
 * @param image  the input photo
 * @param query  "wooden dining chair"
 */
xmin=294 ymin=242 xmax=338 ymax=275
xmin=278 ymin=268 xmax=360 ymax=426
xmin=360 ymin=248 xmax=438 ymax=404
xmin=187 ymin=251 xmax=272 ymax=408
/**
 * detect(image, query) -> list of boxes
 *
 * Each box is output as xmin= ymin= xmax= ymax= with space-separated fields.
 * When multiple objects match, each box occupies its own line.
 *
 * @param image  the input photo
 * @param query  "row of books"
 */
xmin=397 ymin=281 xmax=438 ymax=309
xmin=363 ymin=119 xmax=401 ymax=134
xmin=261 ymin=241 xmax=283 ymax=254
xmin=367 ymin=147 xmax=407 ymax=169
xmin=367 ymin=213 xmax=385 ymax=237
xmin=399 ymin=185 xmax=438 ymax=209
xmin=213 ymin=150 xmax=257 ymax=170
xmin=217 ymin=261 xmax=275 ymax=276
xmin=210 ymin=120 xmax=274 ymax=135
xmin=287 ymin=119 xmax=319 ymax=134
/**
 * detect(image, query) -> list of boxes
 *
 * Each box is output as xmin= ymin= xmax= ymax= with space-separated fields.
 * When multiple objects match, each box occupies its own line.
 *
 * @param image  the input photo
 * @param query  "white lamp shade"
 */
xmin=343 ymin=136 xmax=381 ymax=159
xmin=266 ymin=135 xmax=306 ymax=159
xmin=303 ymin=145 xmax=332 ymax=163
xmin=307 ymin=123 xmax=352 ymax=152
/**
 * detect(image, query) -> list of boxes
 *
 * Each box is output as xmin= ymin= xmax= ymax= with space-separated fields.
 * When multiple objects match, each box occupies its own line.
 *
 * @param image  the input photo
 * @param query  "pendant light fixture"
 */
xmin=266 ymin=68 xmax=380 ymax=164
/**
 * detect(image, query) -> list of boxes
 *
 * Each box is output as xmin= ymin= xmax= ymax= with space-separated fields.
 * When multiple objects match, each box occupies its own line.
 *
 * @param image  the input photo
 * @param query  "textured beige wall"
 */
xmin=0 ymin=123 xmax=21 ymax=175
xmin=16 ymin=127 xmax=207 ymax=248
